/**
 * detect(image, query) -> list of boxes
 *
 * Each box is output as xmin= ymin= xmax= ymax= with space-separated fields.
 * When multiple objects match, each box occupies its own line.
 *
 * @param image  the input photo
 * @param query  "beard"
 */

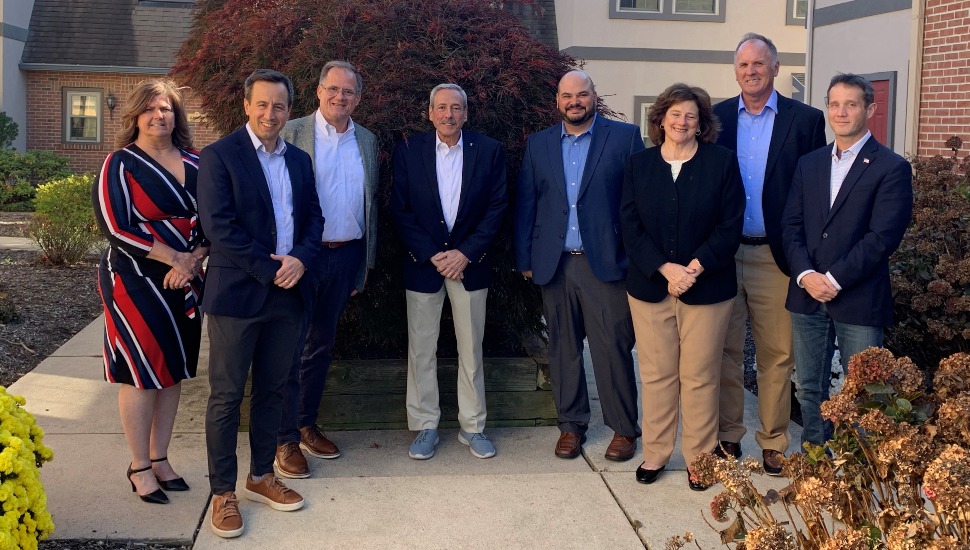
xmin=560 ymin=105 xmax=594 ymax=126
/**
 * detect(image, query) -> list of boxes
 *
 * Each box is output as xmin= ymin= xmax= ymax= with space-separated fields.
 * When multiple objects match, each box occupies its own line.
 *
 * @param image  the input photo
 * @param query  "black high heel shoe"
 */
xmin=151 ymin=457 xmax=190 ymax=491
xmin=635 ymin=463 xmax=665 ymax=484
xmin=127 ymin=464 xmax=169 ymax=504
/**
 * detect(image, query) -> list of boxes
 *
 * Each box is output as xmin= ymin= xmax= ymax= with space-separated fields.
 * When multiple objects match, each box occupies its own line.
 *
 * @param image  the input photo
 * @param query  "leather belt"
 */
xmin=740 ymin=235 xmax=768 ymax=246
xmin=566 ymin=250 xmax=584 ymax=255
xmin=321 ymin=239 xmax=360 ymax=248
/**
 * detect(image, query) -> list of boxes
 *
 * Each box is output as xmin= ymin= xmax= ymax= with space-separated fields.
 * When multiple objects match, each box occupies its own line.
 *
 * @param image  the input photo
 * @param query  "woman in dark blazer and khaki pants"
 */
xmin=620 ymin=83 xmax=744 ymax=490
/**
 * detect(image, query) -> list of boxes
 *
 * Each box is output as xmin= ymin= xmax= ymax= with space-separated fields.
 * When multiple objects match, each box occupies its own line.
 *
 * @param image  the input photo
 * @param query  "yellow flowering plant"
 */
xmin=669 ymin=349 xmax=970 ymax=549
xmin=0 ymin=387 xmax=53 ymax=550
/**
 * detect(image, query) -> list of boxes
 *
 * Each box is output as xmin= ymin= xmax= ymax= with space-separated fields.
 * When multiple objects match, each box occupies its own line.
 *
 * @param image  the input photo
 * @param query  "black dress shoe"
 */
xmin=635 ymin=463 xmax=665 ymax=484
xmin=127 ymin=464 xmax=169 ymax=504
xmin=688 ymin=473 xmax=711 ymax=492
xmin=151 ymin=457 xmax=190 ymax=491
xmin=712 ymin=441 xmax=741 ymax=459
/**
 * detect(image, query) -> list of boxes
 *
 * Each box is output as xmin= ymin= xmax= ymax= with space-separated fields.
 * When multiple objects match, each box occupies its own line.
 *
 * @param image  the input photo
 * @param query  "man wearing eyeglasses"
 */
xmin=275 ymin=60 xmax=379 ymax=479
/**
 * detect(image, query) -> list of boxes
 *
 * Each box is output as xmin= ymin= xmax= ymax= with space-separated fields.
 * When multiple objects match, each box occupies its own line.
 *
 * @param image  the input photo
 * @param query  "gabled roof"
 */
xmin=21 ymin=0 xmax=194 ymax=71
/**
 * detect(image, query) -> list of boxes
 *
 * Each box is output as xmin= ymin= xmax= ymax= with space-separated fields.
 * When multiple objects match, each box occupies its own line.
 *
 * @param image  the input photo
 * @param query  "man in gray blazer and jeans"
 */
xmin=275 ymin=60 xmax=379 ymax=478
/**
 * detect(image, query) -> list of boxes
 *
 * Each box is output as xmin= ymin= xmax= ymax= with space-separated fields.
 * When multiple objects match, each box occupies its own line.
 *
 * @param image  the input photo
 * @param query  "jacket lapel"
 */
xmin=456 ymin=131 xmax=478 ymax=222
xmin=283 ymin=148 xmax=303 ymax=228
xmin=421 ymin=133 xmax=446 ymax=222
xmin=578 ymin=117 xmax=609 ymax=199
xmin=296 ymin=116 xmax=315 ymax=166
xmin=826 ymin=138 xmax=878 ymax=224
xmin=545 ymin=126 xmax=568 ymax=201
xmin=234 ymin=126 xmax=276 ymax=218
xmin=765 ymin=95 xmax=795 ymax=183
xmin=720 ymin=97 xmax=740 ymax=151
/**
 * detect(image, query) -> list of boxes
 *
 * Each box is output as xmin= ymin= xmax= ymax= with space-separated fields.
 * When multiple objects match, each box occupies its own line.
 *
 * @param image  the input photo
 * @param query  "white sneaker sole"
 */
xmin=300 ymin=442 xmax=341 ymax=459
xmin=458 ymin=433 xmax=496 ymax=459
xmin=408 ymin=435 xmax=440 ymax=460
xmin=273 ymin=458 xmax=310 ymax=479
xmin=240 ymin=486 xmax=305 ymax=512
xmin=210 ymin=518 xmax=244 ymax=539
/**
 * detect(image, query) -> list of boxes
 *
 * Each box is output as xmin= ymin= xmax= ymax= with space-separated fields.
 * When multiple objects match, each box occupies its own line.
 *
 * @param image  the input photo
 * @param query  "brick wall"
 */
xmin=25 ymin=70 xmax=222 ymax=174
xmin=918 ymin=0 xmax=970 ymax=158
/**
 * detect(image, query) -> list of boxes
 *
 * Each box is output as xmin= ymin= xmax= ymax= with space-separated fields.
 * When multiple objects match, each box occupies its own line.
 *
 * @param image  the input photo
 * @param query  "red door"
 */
xmin=870 ymin=79 xmax=890 ymax=145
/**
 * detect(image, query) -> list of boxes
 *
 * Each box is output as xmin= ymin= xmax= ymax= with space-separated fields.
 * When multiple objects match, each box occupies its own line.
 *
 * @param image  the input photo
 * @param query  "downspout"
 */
xmin=905 ymin=0 xmax=926 ymax=156
xmin=805 ymin=0 xmax=815 ymax=106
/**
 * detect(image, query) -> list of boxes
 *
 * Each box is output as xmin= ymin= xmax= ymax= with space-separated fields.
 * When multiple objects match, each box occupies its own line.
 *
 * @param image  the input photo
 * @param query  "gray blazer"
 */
xmin=281 ymin=113 xmax=379 ymax=293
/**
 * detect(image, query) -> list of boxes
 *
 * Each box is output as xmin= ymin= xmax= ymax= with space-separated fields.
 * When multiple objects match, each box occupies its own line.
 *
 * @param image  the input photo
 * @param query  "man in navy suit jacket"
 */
xmin=513 ymin=71 xmax=644 ymax=461
xmin=713 ymin=33 xmax=826 ymax=474
xmin=782 ymin=73 xmax=912 ymax=445
xmin=198 ymin=69 xmax=324 ymax=538
xmin=391 ymin=84 xmax=507 ymax=461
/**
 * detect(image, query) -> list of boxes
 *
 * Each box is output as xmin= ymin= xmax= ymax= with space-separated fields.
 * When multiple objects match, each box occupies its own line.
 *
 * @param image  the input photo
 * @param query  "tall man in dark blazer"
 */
xmin=391 ymin=84 xmax=507 ymax=461
xmin=713 ymin=33 xmax=826 ymax=474
xmin=514 ymin=70 xmax=644 ymax=461
xmin=783 ymin=73 xmax=912 ymax=446
xmin=198 ymin=69 xmax=324 ymax=539
xmin=275 ymin=60 xmax=379 ymax=478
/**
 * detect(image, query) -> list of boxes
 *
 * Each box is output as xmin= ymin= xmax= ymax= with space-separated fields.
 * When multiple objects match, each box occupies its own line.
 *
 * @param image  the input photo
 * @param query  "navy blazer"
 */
xmin=390 ymin=130 xmax=507 ymax=293
xmin=621 ymin=143 xmax=745 ymax=305
xmin=513 ymin=116 xmax=646 ymax=286
xmin=782 ymin=136 xmax=913 ymax=327
xmin=714 ymin=93 xmax=826 ymax=275
xmin=197 ymin=125 xmax=324 ymax=317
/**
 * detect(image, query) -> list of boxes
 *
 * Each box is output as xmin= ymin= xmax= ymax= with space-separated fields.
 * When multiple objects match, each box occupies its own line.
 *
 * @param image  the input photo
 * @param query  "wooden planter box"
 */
xmin=241 ymin=357 xmax=556 ymax=431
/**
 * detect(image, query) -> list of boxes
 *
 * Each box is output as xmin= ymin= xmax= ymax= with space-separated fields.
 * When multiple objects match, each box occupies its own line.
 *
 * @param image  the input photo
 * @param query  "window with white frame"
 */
xmin=612 ymin=0 xmax=724 ymax=21
xmin=787 ymin=0 xmax=808 ymax=25
xmin=64 ymin=89 xmax=103 ymax=144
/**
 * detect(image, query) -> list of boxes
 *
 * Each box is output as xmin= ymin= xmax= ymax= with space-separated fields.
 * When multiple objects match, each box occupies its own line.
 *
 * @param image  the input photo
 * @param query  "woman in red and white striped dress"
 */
xmin=92 ymin=79 xmax=207 ymax=504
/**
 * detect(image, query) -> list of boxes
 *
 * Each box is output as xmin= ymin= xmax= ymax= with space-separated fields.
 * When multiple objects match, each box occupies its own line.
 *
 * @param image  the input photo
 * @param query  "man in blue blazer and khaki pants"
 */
xmin=783 ymin=73 xmax=913 ymax=446
xmin=514 ymin=71 xmax=643 ymax=461
xmin=198 ymin=69 xmax=324 ymax=539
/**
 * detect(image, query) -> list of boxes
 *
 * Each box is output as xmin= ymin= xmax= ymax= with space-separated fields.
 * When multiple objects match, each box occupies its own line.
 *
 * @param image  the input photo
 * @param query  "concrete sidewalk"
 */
xmin=10 ymin=314 xmax=801 ymax=549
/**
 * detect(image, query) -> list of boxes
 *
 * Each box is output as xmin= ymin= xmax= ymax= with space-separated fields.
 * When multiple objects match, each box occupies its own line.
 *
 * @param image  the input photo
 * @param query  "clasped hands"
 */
xmin=802 ymin=272 xmax=839 ymax=303
xmin=162 ymin=249 xmax=206 ymax=290
xmin=661 ymin=259 xmax=704 ymax=298
xmin=432 ymin=249 xmax=468 ymax=281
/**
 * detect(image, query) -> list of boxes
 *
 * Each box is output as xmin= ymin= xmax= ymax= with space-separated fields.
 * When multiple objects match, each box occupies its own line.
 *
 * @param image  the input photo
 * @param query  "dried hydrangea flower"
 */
xmin=821 ymin=528 xmax=871 ymax=550
xmin=922 ymin=444 xmax=970 ymax=514
xmin=745 ymin=524 xmax=797 ymax=549
xmin=934 ymin=353 xmax=970 ymax=400
xmin=710 ymin=492 xmax=731 ymax=522
xmin=934 ymin=393 xmax=970 ymax=447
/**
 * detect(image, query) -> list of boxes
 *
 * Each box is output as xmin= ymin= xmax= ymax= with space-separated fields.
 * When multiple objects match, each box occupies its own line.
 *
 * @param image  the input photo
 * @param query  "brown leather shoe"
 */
xmin=242 ymin=474 xmax=304 ymax=511
xmin=210 ymin=491 xmax=244 ymax=538
xmin=555 ymin=432 xmax=587 ymax=459
xmin=274 ymin=442 xmax=309 ymax=479
xmin=605 ymin=433 xmax=637 ymax=462
xmin=763 ymin=449 xmax=785 ymax=476
xmin=712 ymin=441 xmax=742 ymax=459
xmin=300 ymin=425 xmax=341 ymax=459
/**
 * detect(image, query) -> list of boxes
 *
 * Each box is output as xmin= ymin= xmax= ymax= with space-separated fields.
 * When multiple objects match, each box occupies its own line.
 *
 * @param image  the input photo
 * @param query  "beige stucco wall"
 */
xmin=556 ymin=0 xmax=808 ymax=140
xmin=0 ymin=0 xmax=34 ymax=151
xmin=809 ymin=8 xmax=913 ymax=153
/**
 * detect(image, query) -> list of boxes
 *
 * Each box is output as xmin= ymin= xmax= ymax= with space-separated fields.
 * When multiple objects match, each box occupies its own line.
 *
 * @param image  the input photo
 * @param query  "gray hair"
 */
xmin=318 ymin=60 xmax=363 ymax=93
xmin=735 ymin=32 xmax=779 ymax=66
xmin=827 ymin=73 xmax=876 ymax=107
xmin=428 ymin=84 xmax=468 ymax=110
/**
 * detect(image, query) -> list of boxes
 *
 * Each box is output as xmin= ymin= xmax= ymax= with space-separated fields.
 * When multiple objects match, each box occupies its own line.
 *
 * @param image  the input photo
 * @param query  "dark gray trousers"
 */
xmin=540 ymin=253 xmax=640 ymax=437
xmin=205 ymin=286 xmax=303 ymax=495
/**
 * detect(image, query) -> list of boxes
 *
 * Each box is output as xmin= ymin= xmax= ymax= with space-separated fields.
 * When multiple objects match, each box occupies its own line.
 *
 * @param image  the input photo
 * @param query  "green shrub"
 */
xmin=887 ymin=152 xmax=970 ymax=373
xmin=0 ymin=112 xmax=17 ymax=150
xmin=0 ymin=180 xmax=36 ymax=212
xmin=27 ymin=174 xmax=101 ymax=265
xmin=0 ymin=150 xmax=72 ymax=211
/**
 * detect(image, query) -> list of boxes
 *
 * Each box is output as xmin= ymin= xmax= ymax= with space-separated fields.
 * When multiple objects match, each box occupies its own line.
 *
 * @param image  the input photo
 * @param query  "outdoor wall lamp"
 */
xmin=106 ymin=92 xmax=117 ymax=118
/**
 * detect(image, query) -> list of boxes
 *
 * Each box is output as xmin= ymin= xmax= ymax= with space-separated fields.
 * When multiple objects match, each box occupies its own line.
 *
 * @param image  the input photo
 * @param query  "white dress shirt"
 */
xmin=246 ymin=123 xmax=293 ymax=255
xmin=435 ymin=132 xmax=463 ymax=232
xmin=313 ymin=110 xmax=365 ymax=242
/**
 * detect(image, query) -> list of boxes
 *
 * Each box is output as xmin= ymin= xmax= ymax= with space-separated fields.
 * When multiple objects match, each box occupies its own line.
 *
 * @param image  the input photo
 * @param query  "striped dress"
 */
xmin=93 ymin=144 xmax=205 ymax=389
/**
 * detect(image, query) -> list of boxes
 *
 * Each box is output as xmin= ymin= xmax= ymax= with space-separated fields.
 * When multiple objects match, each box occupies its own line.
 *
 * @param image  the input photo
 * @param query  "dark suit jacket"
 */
xmin=782 ymin=136 xmax=913 ymax=327
xmin=197 ymin=125 xmax=324 ymax=317
xmin=513 ymin=116 xmax=646 ymax=286
xmin=621 ymin=143 xmax=745 ymax=305
xmin=280 ymin=114 xmax=379 ymax=293
xmin=390 ymin=130 xmax=507 ymax=293
xmin=714 ymin=93 xmax=826 ymax=275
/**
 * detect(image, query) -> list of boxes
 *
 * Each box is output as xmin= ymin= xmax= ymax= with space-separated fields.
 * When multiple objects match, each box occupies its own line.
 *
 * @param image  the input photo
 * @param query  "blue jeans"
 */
xmin=790 ymin=304 xmax=883 ymax=446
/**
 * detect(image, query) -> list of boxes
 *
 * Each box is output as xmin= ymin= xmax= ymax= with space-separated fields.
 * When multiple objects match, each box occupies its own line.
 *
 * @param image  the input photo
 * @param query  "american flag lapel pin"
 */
xmin=863 ymin=158 xmax=870 ymax=164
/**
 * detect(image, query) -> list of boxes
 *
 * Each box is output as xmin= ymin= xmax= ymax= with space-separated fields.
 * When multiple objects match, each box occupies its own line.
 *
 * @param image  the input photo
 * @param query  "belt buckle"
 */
xmin=569 ymin=250 xmax=584 ymax=255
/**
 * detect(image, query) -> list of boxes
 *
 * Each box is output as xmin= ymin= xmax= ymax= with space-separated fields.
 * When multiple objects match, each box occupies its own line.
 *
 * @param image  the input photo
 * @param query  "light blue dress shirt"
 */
xmin=245 ymin=123 xmax=294 ymax=255
xmin=561 ymin=114 xmax=595 ymax=251
xmin=736 ymin=90 xmax=778 ymax=237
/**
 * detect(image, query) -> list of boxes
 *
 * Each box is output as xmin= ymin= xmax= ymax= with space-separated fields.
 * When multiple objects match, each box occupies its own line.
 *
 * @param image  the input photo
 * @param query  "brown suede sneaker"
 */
xmin=210 ymin=491 xmax=244 ymax=538
xmin=274 ymin=442 xmax=310 ymax=479
xmin=242 ymin=474 xmax=305 ymax=512
xmin=300 ymin=425 xmax=341 ymax=459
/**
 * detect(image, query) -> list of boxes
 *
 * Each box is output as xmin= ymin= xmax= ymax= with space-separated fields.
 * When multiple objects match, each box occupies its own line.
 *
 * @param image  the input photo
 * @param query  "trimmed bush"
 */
xmin=0 ymin=150 xmax=72 ymax=212
xmin=27 ymin=174 xmax=101 ymax=265
xmin=0 ymin=113 xmax=17 ymax=150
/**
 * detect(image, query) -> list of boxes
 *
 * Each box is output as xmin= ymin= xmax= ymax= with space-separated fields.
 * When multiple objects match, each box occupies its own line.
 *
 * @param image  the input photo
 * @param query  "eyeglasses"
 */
xmin=323 ymin=86 xmax=358 ymax=98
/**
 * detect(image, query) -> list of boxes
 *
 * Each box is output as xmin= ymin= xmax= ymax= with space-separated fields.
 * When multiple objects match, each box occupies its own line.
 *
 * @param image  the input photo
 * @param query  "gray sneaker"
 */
xmin=458 ymin=430 xmax=496 ymax=459
xmin=408 ymin=429 xmax=439 ymax=460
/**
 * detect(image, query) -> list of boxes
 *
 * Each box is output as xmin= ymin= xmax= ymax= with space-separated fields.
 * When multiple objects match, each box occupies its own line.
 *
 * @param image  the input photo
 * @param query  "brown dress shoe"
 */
xmin=274 ymin=442 xmax=310 ymax=479
xmin=555 ymin=432 xmax=587 ymax=459
xmin=712 ymin=441 xmax=741 ymax=459
xmin=242 ymin=474 xmax=305 ymax=511
xmin=300 ymin=425 xmax=341 ymax=459
xmin=763 ymin=449 xmax=785 ymax=476
xmin=210 ymin=491 xmax=244 ymax=538
xmin=605 ymin=434 xmax=637 ymax=461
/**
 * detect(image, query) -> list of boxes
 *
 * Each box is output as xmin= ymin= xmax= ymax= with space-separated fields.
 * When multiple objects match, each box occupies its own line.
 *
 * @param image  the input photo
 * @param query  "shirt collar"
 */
xmin=314 ymin=109 xmax=356 ymax=137
xmin=245 ymin=122 xmax=286 ymax=155
xmin=561 ymin=113 xmax=597 ymax=138
xmin=737 ymin=90 xmax=779 ymax=115
xmin=435 ymin=131 xmax=463 ymax=152
xmin=831 ymin=131 xmax=871 ymax=160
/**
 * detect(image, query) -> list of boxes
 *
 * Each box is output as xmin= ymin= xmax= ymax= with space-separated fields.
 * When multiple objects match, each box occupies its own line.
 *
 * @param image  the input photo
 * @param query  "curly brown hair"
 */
xmin=646 ymin=83 xmax=720 ymax=146
xmin=114 ymin=79 xmax=193 ymax=149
